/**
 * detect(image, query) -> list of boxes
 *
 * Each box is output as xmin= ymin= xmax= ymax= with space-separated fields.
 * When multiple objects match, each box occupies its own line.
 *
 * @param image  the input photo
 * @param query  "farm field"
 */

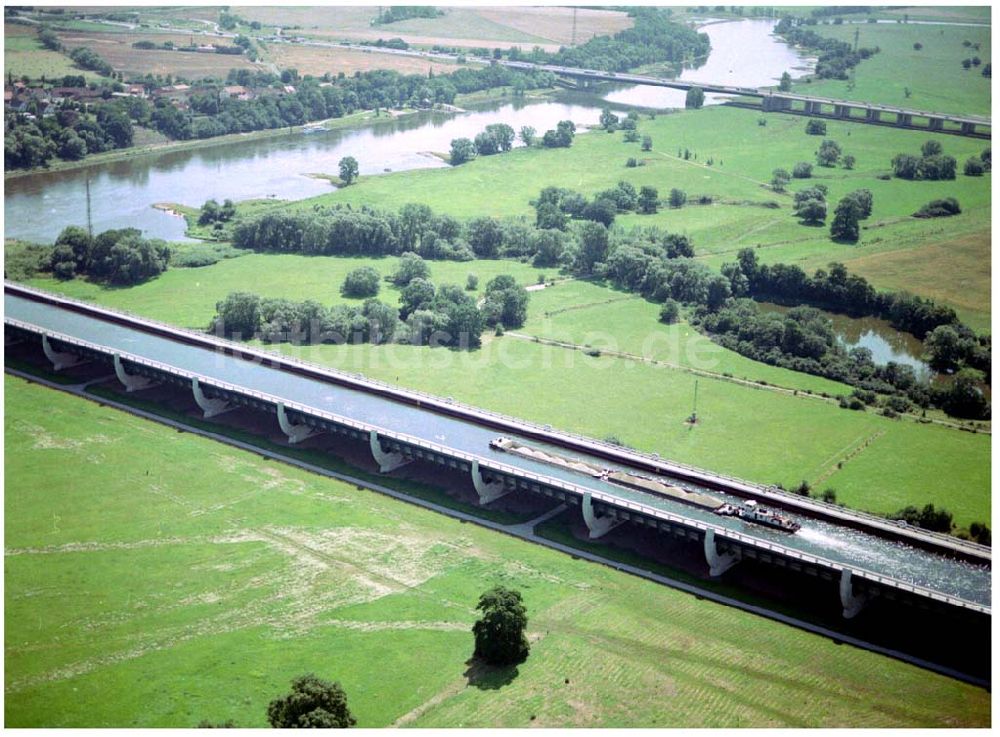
xmin=233 ymin=5 xmax=632 ymax=51
xmin=3 ymin=375 xmax=990 ymax=728
xmin=792 ymin=21 xmax=992 ymax=116
xmin=266 ymin=43 xmax=457 ymax=78
xmin=54 ymin=30 xmax=261 ymax=78
xmin=3 ymin=24 xmax=101 ymax=82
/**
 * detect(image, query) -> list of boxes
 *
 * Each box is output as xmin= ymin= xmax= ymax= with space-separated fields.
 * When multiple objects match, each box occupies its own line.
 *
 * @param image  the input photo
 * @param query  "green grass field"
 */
xmin=4 ymin=375 xmax=989 ymax=727
xmin=794 ymin=21 xmax=992 ymax=116
xmin=279 ymin=105 xmax=990 ymax=328
xmin=25 ymin=255 xmax=546 ymax=330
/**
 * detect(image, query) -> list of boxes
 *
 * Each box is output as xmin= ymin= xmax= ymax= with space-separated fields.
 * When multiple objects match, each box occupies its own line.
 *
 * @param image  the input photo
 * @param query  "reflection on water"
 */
xmin=604 ymin=18 xmax=815 ymax=109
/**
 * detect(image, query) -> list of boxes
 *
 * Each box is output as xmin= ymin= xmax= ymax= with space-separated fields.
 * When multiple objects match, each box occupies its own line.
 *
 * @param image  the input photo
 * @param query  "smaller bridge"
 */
xmin=489 ymin=59 xmax=991 ymax=138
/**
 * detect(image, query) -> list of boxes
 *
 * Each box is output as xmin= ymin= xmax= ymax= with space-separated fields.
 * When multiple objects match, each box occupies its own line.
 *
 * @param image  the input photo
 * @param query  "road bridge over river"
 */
xmin=490 ymin=59 xmax=992 ymax=138
xmin=4 ymin=283 xmax=990 ymax=621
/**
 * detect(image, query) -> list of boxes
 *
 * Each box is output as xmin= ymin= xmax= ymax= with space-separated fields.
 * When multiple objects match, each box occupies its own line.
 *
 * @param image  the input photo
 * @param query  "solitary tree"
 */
xmin=830 ymin=197 xmax=862 ymax=242
xmin=599 ymin=107 xmax=619 ymax=131
xmin=792 ymin=161 xmax=813 ymax=179
xmin=842 ymin=154 xmax=856 ymax=170
xmin=805 ymin=119 xmax=827 ymax=135
xmin=341 ymin=266 xmax=380 ymax=298
xmin=267 ymin=674 xmax=356 ymax=728
xmin=638 ymin=185 xmax=659 ymax=214
xmin=816 ymin=139 xmax=842 ymax=167
xmin=519 ymin=125 xmax=536 ymax=147
xmin=668 ymin=188 xmax=687 ymax=208
xmin=449 ymin=137 xmax=476 ymax=165
xmin=685 ymin=86 xmax=705 ymax=109
xmin=641 ymin=135 xmax=653 ymax=151
xmin=778 ymin=71 xmax=792 ymax=91
xmin=472 ymin=586 xmax=530 ymax=666
xmin=338 ymin=156 xmax=359 ymax=185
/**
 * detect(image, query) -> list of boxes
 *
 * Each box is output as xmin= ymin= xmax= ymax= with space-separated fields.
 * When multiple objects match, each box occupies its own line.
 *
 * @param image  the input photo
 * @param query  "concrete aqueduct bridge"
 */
xmin=4 ymin=282 xmax=990 ymax=621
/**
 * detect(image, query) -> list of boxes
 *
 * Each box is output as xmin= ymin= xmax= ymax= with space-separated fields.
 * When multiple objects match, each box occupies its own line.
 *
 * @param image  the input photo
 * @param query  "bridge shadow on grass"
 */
xmin=463 ymin=657 xmax=519 ymax=690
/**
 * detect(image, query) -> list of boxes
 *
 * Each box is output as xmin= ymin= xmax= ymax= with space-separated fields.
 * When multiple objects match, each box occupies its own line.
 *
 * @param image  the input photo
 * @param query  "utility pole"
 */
xmin=85 ymin=174 xmax=93 ymax=238
xmin=689 ymin=379 xmax=699 ymax=424
xmin=853 ymin=26 xmax=859 ymax=52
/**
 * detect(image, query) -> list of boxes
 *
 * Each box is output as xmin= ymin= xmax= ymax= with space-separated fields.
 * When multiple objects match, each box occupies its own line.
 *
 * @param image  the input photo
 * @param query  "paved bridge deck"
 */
xmin=491 ymin=59 xmax=991 ymax=133
xmin=4 ymin=285 xmax=990 ymax=613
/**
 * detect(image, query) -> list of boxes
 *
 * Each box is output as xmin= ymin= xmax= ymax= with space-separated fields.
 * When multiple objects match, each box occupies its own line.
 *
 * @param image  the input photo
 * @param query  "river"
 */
xmin=4 ymin=19 xmax=813 ymax=243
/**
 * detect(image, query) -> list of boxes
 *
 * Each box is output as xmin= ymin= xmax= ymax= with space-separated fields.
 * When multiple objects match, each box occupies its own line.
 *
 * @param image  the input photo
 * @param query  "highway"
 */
xmin=491 ymin=59 xmax=991 ymax=128
xmin=4 ymin=285 xmax=990 ymax=612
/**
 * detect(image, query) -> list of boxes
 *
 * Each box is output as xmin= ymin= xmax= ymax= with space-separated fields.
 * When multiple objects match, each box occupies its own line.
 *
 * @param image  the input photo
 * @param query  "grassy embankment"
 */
xmin=792 ymin=21 xmax=992 ymax=116
xmin=4 ymin=375 xmax=989 ymax=728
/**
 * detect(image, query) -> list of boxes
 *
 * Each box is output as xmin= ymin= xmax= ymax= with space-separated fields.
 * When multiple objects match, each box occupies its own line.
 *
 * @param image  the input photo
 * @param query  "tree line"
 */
xmin=775 ymin=16 xmax=880 ymax=79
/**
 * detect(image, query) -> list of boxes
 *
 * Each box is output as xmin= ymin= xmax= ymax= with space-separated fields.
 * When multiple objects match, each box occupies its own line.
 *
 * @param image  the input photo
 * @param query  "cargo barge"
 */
xmin=489 ymin=437 xmax=800 ymax=533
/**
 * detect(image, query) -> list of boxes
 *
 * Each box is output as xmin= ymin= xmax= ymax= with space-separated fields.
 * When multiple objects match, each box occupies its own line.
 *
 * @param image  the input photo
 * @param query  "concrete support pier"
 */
xmin=42 ymin=334 xmax=84 ymax=371
xmin=928 ymin=117 xmax=944 ymax=130
xmin=896 ymin=113 xmax=913 ymax=127
xmin=839 ymin=569 xmax=869 ymax=619
xmin=704 ymin=528 xmax=741 ymax=577
xmin=113 ymin=353 xmax=157 ymax=392
xmin=369 ymin=429 xmax=410 ymax=473
xmin=192 ymin=377 xmax=233 ymax=418
xmin=471 ymin=460 xmax=511 ymax=505
xmin=961 ymin=121 xmax=976 ymax=135
xmin=581 ymin=492 xmax=623 ymax=539
xmin=277 ymin=402 xmax=320 ymax=444
xmin=866 ymin=109 xmax=881 ymax=122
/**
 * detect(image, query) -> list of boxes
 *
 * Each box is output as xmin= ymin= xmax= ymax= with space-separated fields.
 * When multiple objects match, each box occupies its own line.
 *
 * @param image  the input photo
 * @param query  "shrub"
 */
xmin=913 ymin=197 xmax=961 ymax=218
xmin=466 ymin=273 xmax=479 ymax=291
xmin=964 ymin=156 xmax=985 ymax=176
xmin=805 ymin=119 xmax=827 ymax=135
xmin=341 ymin=266 xmax=381 ymax=298
xmin=659 ymin=299 xmax=680 ymax=324
xmin=792 ymin=162 xmax=813 ymax=178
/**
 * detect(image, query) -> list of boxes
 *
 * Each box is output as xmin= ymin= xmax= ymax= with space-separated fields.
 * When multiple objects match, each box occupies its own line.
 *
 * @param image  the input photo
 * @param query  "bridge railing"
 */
xmin=6 ymin=282 xmax=989 ymax=560
xmin=7 ymin=314 xmax=989 ymax=614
